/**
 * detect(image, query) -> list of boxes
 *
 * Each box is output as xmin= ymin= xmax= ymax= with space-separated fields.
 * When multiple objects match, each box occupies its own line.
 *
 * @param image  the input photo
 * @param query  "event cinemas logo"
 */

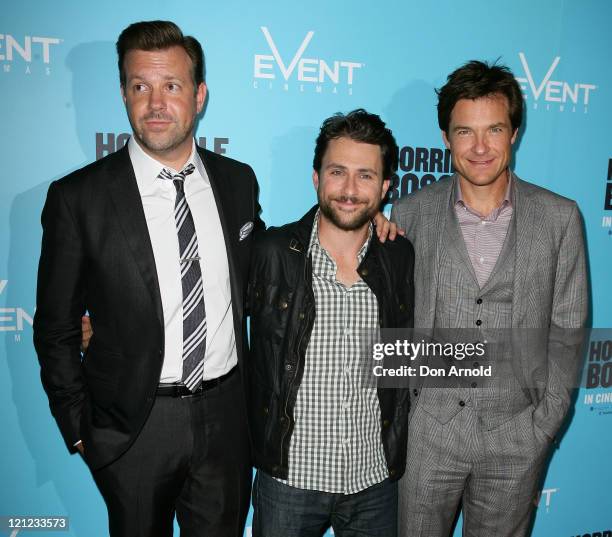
xmin=253 ymin=26 xmax=363 ymax=95
xmin=570 ymin=531 xmax=612 ymax=537
xmin=387 ymin=145 xmax=453 ymax=202
xmin=0 ymin=280 xmax=34 ymax=342
xmin=515 ymin=52 xmax=597 ymax=113
xmin=535 ymin=488 xmax=558 ymax=512
xmin=0 ymin=33 xmax=61 ymax=75
xmin=95 ymin=133 xmax=230 ymax=160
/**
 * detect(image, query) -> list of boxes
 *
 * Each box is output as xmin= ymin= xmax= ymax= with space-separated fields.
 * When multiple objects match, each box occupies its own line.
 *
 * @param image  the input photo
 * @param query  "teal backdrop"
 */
xmin=1 ymin=1 xmax=611 ymax=536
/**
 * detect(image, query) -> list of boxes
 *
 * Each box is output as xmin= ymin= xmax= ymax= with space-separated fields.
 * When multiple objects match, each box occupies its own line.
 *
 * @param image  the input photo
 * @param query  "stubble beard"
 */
xmin=318 ymin=193 xmax=377 ymax=231
xmin=131 ymin=110 xmax=196 ymax=156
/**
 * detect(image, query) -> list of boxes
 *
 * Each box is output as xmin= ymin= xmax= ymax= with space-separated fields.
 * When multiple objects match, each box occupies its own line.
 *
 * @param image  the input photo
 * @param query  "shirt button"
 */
xmin=475 ymin=319 xmax=482 ymax=326
xmin=479 ymin=256 xmax=484 ymax=264
xmin=343 ymin=438 xmax=350 ymax=445
xmin=459 ymin=400 xmax=466 ymax=407
xmin=476 ymin=298 xmax=483 ymax=305
xmin=481 ymin=220 xmax=487 ymax=226
xmin=471 ymin=382 xmax=477 ymax=388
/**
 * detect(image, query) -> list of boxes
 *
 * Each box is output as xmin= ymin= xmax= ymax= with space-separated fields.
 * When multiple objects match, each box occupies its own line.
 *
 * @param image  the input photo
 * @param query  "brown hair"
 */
xmin=436 ymin=60 xmax=523 ymax=134
xmin=116 ymin=20 xmax=204 ymax=88
xmin=313 ymin=109 xmax=399 ymax=181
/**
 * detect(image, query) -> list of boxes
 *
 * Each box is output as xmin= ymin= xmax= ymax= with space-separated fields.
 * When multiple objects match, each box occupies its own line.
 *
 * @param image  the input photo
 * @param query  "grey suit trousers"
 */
xmin=398 ymin=401 xmax=552 ymax=537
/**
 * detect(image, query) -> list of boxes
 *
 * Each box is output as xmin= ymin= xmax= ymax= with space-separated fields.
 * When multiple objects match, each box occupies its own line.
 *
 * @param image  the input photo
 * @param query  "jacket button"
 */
xmin=298 ymin=312 xmax=305 ymax=320
xmin=459 ymin=400 xmax=465 ymax=407
xmin=263 ymin=406 xmax=269 ymax=415
xmin=389 ymin=468 xmax=396 ymax=477
xmin=399 ymin=303 xmax=406 ymax=312
xmin=272 ymin=465 xmax=279 ymax=472
xmin=279 ymin=301 xmax=288 ymax=310
xmin=285 ymin=363 xmax=293 ymax=371
xmin=280 ymin=417 xmax=288 ymax=425
xmin=360 ymin=268 xmax=369 ymax=277
xmin=413 ymin=389 xmax=418 ymax=396
xmin=383 ymin=419 xmax=390 ymax=427
xmin=158 ymin=349 xmax=163 ymax=356
xmin=255 ymin=291 xmax=260 ymax=298
xmin=476 ymin=298 xmax=483 ymax=305
xmin=475 ymin=319 xmax=482 ymax=326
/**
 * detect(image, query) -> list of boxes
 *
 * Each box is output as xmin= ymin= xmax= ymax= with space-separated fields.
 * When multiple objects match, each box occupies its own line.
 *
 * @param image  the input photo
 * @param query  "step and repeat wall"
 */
xmin=1 ymin=1 xmax=610 ymax=536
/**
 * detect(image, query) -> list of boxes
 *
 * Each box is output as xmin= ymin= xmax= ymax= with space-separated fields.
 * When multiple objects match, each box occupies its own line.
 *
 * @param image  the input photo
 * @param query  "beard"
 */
xmin=131 ymin=110 xmax=196 ymax=155
xmin=318 ymin=193 xmax=378 ymax=231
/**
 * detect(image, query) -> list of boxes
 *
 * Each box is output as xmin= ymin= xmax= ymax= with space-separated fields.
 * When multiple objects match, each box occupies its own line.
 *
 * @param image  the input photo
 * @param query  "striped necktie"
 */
xmin=158 ymin=163 xmax=206 ymax=391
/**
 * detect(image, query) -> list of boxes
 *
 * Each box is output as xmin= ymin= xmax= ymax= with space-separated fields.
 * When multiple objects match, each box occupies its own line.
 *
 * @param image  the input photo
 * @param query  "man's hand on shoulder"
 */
xmin=373 ymin=212 xmax=405 ymax=243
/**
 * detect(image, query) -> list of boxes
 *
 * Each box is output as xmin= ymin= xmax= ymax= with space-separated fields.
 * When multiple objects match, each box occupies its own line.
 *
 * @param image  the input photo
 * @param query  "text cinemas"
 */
xmin=387 ymin=146 xmax=452 ymax=201
xmin=570 ymin=531 xmax=611 ymax=537
xmin=604 ymin=159 xmax=612 ymax=211
xmin=95 ymin=133 xmax=230 ymax=160
xmin=586 ymin=340 xmax=612 ymax=388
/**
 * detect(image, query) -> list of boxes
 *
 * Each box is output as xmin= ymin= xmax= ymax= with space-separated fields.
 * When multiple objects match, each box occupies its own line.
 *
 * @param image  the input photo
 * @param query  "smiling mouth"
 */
xmin=468 ymin=158 xmax=495 ymax=166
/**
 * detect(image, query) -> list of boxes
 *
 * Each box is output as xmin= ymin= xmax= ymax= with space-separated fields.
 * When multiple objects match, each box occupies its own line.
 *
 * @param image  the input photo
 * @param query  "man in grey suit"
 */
xmin=391 ymin=61 xmax=588 ymax=536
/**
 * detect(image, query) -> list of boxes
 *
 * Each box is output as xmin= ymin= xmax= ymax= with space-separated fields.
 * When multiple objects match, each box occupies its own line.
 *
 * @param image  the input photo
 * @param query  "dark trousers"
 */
xmin=252 ymin=470 xmax=398 ymax=537
xmin=91 ymin=372 xmax=251 ymax=537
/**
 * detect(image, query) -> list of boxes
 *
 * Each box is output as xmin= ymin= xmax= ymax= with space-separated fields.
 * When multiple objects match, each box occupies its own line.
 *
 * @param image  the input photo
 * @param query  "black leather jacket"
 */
xmin=248 ymin=206 xmax=415 ymax=481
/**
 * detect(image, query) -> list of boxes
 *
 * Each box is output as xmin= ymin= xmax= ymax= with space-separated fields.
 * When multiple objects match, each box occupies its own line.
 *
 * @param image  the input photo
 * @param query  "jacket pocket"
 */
xmin=83 ymin=342 xmax=121 ymax=408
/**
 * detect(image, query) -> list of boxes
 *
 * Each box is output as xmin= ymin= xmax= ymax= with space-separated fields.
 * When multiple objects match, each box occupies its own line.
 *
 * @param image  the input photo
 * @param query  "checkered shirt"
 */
xmin=277 ymin=211 xmax=388 ymax=493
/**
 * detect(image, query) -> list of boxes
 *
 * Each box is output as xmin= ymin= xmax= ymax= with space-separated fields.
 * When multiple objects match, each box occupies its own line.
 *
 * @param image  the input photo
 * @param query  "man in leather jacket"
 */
xmin=247 ymin=109 xmax=415 ymax=537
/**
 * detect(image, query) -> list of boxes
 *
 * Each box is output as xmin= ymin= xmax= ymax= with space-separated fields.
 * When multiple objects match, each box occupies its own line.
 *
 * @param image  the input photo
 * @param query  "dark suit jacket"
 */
xmin=33 ymin=144 xmax=264 ymax=470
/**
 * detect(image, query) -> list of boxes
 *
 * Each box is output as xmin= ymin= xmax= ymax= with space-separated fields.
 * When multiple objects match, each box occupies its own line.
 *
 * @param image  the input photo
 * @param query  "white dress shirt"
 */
xmin=128 ymin=137 xmax=237 ymax=382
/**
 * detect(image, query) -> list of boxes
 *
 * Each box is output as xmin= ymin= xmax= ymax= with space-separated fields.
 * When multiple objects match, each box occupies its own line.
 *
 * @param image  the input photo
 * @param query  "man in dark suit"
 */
xmin=33 ymin=20 xmax=262 ymax=537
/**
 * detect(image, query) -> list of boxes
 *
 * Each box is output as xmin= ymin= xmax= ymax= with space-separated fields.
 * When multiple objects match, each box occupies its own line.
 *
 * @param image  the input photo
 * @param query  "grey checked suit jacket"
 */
xmin=391 ymin=173 xmax=588 ymax=440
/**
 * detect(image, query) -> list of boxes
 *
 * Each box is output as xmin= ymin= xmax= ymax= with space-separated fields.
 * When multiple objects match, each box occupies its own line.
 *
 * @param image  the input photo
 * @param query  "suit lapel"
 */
xmin=106 ymin=147 xmax=164 ymax=328
xmin=417 ymin=178 xmax=453 ymax=329
xmin=197 ymin=148 xmax=243 ymax=322
xmin=511 ymin=178 xmax=545 ymax=327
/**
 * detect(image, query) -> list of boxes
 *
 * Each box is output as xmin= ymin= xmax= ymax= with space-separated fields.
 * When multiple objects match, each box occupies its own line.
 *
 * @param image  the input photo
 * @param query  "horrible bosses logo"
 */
xmin=0 ymin=32 xmax=62 ymax=75
xmin=583 ymin=338 xmax=612 ymax=415
xmin=387 ymin=145 xmax=453 ymax=202
xmin=253 ymin=26 xmax=363 ymax=95
xmin=570 ymin=531 xmax=611 ymax=537
xmin=95 ymin=133 xmax=231 ymax=160
xmin=602 ymin=159 xmax=612 ymax=234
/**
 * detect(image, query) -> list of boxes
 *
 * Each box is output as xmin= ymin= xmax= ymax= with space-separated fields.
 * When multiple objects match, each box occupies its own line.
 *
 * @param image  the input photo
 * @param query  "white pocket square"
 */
xmin=239 ymin=221 xmax=254 ymax=241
